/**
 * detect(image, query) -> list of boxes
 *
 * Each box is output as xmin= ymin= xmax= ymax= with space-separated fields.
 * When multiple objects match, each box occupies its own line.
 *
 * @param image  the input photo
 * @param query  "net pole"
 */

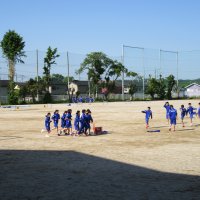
xmin=142 ymin=48 xmax=145 ymax=100
xmin=121 ymin=44 xmax=125 ymax=101
xmin=67 ymin=51 xmax=70 ymax=96
xmin=36 ymin=49 xmax=39 ymax=101
xmin=176 ymin=51 xmax=179 ymax=88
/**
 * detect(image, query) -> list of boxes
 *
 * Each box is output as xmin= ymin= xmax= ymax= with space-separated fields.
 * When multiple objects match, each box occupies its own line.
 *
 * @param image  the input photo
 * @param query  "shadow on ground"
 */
xmin=0 ymin=150 xmax=200 ymax=200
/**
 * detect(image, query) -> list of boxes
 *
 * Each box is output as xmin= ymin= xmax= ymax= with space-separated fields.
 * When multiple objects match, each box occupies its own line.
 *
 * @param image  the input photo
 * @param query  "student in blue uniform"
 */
xmin=141 ymin=107 xmax=153 ymax=129
xmin=85 ymin=109 xmax=94 ymax=135
xmin=74 ymin=110 xmax=80 ymax=135
xmin=79 ymin=96 xmax=83 ymax=103
xmin=58 ymin=111 xmax=67 ymax=136
xmin=65 ymin=109 xmax=72 ymax=135
xmin=44 ymin=112 xmax=52 ymax=137
xmin=186 ymin=103 xmax=197 ymax=125
xmin=169 ymin=105 xmax=177 ymax=132
xmin=180 ymin=105 xmax=187 ymax=127
xmin=90 ymin=96 xmax=94 ymax=103
xmin=164 ymin=102 xmax=170 ymax=124
xmin=78 ymin=109 xmax=87 ymax=135
xmin=197 ymin=102 xmax=200 ymax=119
xmin=51 ymin=110 xmax=60 ymax=133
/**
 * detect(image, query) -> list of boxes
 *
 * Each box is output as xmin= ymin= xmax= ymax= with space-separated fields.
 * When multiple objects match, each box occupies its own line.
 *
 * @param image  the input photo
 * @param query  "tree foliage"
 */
xmin=0 ymin=30 xmax=26 ymax=81
xmin=43 ymin=47 xmax=60 ymax=89
xmin=166 ymin=74 xmax=176 ymax=99
xmin=0 ymin=30 xmax=26 ymax=104
xmin=145 ymin=75 xmax=167 ymax=100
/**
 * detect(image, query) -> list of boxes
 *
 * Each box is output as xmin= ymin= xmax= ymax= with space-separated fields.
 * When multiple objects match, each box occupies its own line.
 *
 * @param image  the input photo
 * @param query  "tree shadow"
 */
xmin=0 ymin=150 xmax=200 ymax=200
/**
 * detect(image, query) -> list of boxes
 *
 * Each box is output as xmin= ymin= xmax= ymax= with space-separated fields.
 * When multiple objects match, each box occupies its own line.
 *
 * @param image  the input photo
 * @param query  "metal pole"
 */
xmin=142 ymin=48 xmax=145 ymax=100
xmin=36 ymin=49 xmax=39 ymax=101
xmin=67 ymin=51 xmax=70 ymax=95
xmin=88 ymin=76 xmax=90 ymax=97
xmin=159 ymin=49 xmax=161 ymax=76
xmin=121 ymin=45 xmax=125 ymax=101
xmin=176 ymin=51 xmax=179 ymax=88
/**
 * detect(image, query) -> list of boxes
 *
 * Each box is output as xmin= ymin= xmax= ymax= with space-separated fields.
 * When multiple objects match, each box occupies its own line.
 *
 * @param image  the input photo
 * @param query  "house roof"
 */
xmin=71 ymin=80 xmax=89 ymax=86
xmin=0 ymin=80 xmax=25 ymax=87
xmin=184 ymin=83 xmax=200 ymax=89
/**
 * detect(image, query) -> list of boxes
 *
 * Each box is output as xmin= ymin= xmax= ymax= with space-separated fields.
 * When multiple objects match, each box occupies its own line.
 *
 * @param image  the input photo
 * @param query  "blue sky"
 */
xmin=1 ymin=0 xmax=200 ymax=56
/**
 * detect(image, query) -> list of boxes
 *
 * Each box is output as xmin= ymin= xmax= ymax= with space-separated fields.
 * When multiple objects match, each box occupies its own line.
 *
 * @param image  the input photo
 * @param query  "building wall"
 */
xmin=185 ymin=85 xmax=200 ymax=97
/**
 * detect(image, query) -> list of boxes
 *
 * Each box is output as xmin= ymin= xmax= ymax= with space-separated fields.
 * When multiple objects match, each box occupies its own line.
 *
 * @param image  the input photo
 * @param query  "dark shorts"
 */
xmin=54 ymin=121 xmax=58 ymax=128
xmin=45 ymin=126 xmax=50 ymax=131
xmin=170 ymin=118 xmax=176 ymax=125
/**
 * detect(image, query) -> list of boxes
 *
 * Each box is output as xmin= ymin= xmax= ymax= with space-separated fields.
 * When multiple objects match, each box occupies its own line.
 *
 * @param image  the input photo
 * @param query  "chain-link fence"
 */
xmin=1 ymin=47 xmax=200 ymax=102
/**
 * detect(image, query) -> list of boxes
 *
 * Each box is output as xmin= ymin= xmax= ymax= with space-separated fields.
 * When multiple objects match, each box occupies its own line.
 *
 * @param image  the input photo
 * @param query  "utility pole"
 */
xmin=67 ymin=52 xmax=70 ymax=101
xmin=36 ymin=49 xmax=39 ymax=101
xmin=121 ymin=45 xmax=125 ymax=101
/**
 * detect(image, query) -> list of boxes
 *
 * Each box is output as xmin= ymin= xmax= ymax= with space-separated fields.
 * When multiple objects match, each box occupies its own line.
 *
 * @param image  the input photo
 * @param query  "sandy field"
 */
xmin=0 ymin=100 xmax=200 ymax=200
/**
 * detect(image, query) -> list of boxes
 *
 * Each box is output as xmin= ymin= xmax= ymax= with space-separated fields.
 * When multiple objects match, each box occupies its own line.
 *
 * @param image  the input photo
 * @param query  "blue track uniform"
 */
xmin=169 ymin=108 xmax=177 ymax=125
xmin=61 ymin=113 xmax=66 ymax=128
xmin=52 ymin=113 xmax=60 ymax=128
xmin=74 ymin=114 xmax=80 ymax=131
xmin=180 ymin=108 xmax=187 ymax=120
xmin=85 ymin=97 xmax=89 ymax=103
xmin=90 ymin=97 xmax=94 ymax=103
xmin=142 ymin=110 xmax=152 ymax=124
xmin=45 ymin=116 xmax=51 ymax=132
xmin=198 ymin=107 xmax=200 ymax=118
xmin=187 ymin=106 xmax=197 ymax=119
xmin=79 ymin=97 xmax=83 ymax=103
xmin=85 ymin=114 xmax=93 ymax=129
xmin=65 ymin=112 xmax=72 ymax=128
xmin=164 ymin=104 xmax=171 ymax=119
xmin=79 ymin=113 xmax=87 ymax=134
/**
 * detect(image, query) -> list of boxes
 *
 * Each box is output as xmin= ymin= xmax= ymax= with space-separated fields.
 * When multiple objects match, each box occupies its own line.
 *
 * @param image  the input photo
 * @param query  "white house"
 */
xmin=184 ymin=83 xmax=200 ymax=97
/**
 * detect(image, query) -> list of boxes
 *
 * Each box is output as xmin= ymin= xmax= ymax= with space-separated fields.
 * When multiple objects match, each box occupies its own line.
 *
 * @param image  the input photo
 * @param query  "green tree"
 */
xmin=43 ymin=47 xmax=60 ymax=92
xmin=166 ymin=74 xmax=176 ymax=99
xmin=156 ymin=75 xmax=166 ymax=100
xmin=129 ymin=83 xmax=138 ymax=100
xmin=19 ymin=85 xmax=28 ymax=102
xmin=145 ymin=77 xmax=158 ymax=99
xmin=102 ymin=61 xmax=127 ymax=100
xmin=77 ymin=52 xmax=112 ymax=96
xmin=127 ymin=71 xmax=138 ymax=100
xmin=51 ymin=74 xmax=74 ymax=84
xmin=0 ymin=30 xmax=26 ymax=104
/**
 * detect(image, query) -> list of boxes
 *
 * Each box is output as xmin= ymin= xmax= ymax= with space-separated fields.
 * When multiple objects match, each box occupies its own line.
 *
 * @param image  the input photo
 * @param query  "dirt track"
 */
xmin=0 ymin=100 xmax=200 ymax=199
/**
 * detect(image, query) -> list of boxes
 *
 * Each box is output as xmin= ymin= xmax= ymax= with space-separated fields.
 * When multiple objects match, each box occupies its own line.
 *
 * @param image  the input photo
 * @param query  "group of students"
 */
xmin=142 ymin=102 xmax=200 ymax=131
xmin=72 ymin=96 xmax=94 ymax=103
xmin=43 ymin=109 xmax=93 ymax=137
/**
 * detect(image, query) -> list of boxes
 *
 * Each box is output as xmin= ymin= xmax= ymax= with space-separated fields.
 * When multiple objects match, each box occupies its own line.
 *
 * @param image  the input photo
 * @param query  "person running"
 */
xmin=187 ymin=103 xmax=197 ymax=125
xmin=180 ymin=105 xmax=187 ymax=127
xmin=141 ymin=107 xmax=153 ymax=129
xmin=85 ymin=109 xmax=94 ymax=135
xmin=78 ymin=109 xmax=87 ymax=135
xmin=41 ymin=112 xmax=52 ymax=137
xmin=164 ymin=102 xmax=170 ymax=124
xmin=65 ymin=109 xmax=73 ymax=135
xmin=74 ymin=110 xmax=80 ymax=136
xmin=169 ymin=105 xmax=177 ymax=132
xmin=51 ymin=110 xmax=60 ymax=133
xmin=197 ymin=102 xmax=200 ymax=119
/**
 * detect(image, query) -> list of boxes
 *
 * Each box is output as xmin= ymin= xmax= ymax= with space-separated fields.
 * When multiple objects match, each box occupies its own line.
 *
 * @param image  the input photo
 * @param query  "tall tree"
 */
xmin=77 ymin=52 xmax=112 ymax=96
xmin=127 ymin=71 xmax=138 ymax=100
xmin=0 ymin=30 xmax=26 ymax=104
xmin=156 ymin=75 xmax=166 ymax=100
xmin=43 ymin=47 xmax=60 ymax=92
xmin=145 ymin=77 xmax=158 ymax=99
xmin=166 ymin=74 xmax=176 ymax=99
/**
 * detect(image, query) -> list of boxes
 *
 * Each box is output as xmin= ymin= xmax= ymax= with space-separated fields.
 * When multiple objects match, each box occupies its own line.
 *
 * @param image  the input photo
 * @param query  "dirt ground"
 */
xmin=0 ymin=100 xmax=200 ymax=200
